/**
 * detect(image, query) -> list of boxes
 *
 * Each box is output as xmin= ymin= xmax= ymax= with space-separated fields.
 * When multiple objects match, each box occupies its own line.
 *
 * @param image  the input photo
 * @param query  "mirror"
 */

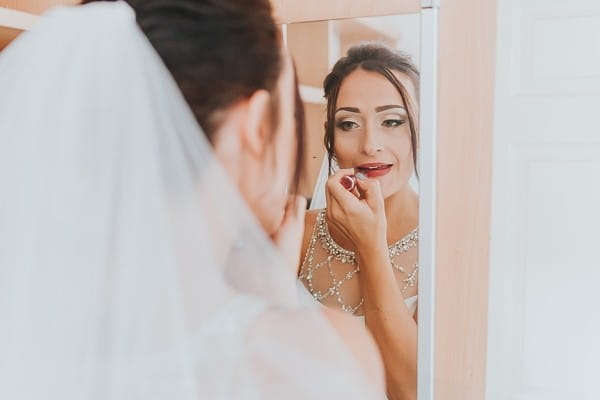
xmin=285 ymin=11 xmax=437 ymax=400
xmin=284 ymin=14 xmax=420 ymax=202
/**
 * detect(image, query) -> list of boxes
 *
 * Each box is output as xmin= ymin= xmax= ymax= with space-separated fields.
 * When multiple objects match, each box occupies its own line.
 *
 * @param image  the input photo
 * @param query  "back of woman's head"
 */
xmin=323 ymin=43 xmax=420 ymax=175
xmin=133 ymin=0 xmax=283 ymax=139
xmin=83 ymin=0 xmax=283 ymax=140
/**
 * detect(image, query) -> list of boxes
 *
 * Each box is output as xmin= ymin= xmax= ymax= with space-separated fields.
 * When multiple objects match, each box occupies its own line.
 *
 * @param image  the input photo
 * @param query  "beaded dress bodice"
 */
xmin=299 ymin=209 xmax=418 ymax=316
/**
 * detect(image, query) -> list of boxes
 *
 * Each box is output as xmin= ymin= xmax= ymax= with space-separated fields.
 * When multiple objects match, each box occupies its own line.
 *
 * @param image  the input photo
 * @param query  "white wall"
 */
xmin=487 ymin=0 xmax=600 ymax=399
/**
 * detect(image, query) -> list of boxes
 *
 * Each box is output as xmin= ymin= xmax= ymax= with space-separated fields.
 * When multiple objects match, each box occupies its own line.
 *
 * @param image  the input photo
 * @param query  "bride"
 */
xmin=299 ymin=43 xmax=420 ymax=400
xmin=0 ymin=0 xmax=384 ymax=398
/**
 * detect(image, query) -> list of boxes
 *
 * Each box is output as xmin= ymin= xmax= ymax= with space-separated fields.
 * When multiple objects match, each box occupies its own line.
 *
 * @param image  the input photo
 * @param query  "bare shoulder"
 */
xmin=303 ymin=208 xmax=321 ymax=240
xmin=322 ymin=308 xmax=385 ymax=391
xmin=298 ymin=208 xmax=323 ymax=274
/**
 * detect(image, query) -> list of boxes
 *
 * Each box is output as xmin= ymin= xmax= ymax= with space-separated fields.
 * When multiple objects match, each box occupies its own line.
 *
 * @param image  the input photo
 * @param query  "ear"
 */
xmin=241 ymin=89 xmax=272 ymax=158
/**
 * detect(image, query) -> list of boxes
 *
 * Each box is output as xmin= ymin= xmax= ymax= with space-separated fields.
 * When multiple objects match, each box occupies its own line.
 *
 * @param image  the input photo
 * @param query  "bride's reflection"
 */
xmin=297 ymin=43 xmax=420 ymax=399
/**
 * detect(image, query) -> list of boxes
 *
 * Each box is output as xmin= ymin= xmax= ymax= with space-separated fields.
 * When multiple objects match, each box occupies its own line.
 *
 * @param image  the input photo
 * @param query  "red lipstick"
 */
xmin=341 ymin=175 xmax=357 ymax=191
xmin=355 ymin=162 xmax=394 ymax=178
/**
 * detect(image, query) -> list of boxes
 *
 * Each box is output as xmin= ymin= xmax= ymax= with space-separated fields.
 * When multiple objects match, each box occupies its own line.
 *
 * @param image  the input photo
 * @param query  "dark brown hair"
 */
xmin=323 ymin=43 xmax=419 ymax=177
xmin=81 ymin=0 xmax=304 ymax=189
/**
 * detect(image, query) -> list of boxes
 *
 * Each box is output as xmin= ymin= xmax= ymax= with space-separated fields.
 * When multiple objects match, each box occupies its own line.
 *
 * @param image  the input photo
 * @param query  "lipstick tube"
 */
xmin=340 ymin=175 xmax=357 ymax=191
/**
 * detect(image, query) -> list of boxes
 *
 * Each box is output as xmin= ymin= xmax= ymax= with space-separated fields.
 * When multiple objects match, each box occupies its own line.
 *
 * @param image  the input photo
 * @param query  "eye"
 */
xmin=382 ymin=119 xmax=406 ymax=128
xmin=336 ymin=120 xmax=360 ymax=131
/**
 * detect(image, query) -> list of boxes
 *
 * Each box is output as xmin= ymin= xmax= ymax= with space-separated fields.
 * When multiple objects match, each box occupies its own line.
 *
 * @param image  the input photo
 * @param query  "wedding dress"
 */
xmin=299 ymin=209 xmax=418 ymax=317
xmin=0 ymin=2 xmax=382 ymax=398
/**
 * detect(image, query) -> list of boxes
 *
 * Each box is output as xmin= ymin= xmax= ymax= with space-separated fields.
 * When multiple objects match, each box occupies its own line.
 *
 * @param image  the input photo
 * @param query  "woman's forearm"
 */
xmin=357 ymin=247 xmax=418 ymax=400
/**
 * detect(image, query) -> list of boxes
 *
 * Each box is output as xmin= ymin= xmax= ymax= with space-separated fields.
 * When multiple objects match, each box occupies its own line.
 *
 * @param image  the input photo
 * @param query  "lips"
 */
xmin=355 ymin=162 xmax=394 ymax=178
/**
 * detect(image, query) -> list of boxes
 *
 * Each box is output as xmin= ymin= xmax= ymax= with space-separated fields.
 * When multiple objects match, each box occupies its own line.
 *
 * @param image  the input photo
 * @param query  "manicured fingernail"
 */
xmin=355 ymin=172 xmax=367 ymax=181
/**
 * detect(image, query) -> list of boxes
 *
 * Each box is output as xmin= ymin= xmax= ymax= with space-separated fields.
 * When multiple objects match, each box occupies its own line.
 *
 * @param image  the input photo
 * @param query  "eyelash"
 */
xmin=335 ymin=119 xmax=406 ymax=131
xmin=336 ymin=121 xmax=359 ymax=131
xmin=382 ymin=119 xmax=406 ymax=128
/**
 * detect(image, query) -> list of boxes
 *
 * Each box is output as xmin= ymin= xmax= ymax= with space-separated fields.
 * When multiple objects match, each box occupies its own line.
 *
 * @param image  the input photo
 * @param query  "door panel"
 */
xmin=487 ymin=1 xmax=600 ymax=399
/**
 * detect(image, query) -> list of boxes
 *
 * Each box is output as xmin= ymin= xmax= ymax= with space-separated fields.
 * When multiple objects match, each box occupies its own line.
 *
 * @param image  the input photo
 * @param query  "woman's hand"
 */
xmin=271 ymin=195 xmax=307 ymax=276
xmin=327 ymin=171 xmax=418 ymax=400
xmin=325 ymin=168 xmax=387 ymax=252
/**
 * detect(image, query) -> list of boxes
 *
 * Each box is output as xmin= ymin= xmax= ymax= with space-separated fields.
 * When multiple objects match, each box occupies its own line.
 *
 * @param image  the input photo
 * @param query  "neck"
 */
xmin=384 ymin=186 xmax=419 ymax=244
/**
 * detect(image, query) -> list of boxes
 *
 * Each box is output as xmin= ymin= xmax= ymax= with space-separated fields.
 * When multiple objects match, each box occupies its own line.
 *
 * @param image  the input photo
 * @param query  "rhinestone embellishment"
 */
xmin=299 ymin=209 xmax=418 ymax=315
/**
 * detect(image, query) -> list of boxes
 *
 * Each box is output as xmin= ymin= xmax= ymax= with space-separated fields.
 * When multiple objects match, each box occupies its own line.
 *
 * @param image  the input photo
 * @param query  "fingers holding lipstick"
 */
xmin=327 ymin=169 xmax=361 ymax=208
xmin=355 ymin=175 xmax=384 ymax=212
xmin=324 ymin=170 xmax=387 ymax=250
xmin=341 ymin=175 xmax=357 ymax=191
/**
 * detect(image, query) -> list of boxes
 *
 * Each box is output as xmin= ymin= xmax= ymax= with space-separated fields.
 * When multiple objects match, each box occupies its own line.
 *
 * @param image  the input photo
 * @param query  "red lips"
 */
xmin=355 ymin=162 xmax=394 ymax=178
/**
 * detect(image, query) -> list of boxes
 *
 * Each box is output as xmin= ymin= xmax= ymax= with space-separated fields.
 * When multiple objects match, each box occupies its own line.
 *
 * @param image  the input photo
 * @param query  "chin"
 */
xmin=380 ymin=178 xmax=408 ymax=200
xmin=377 ymin=175 xmax=395 ymax=197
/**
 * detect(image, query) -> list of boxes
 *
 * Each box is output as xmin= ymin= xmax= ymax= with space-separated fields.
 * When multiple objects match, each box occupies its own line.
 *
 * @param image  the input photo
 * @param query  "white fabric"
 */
xmin=309 ymin=155 xmax=332 ymax=210
xmin=0 ymin=2 xmax=382 ymax=399
xmin=404 ymin=295 xmax=418 ymax=316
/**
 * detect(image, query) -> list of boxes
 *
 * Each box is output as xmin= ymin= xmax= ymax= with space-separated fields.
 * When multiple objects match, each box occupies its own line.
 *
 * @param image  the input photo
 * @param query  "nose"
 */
xmin=360 ymin=127 xmax=383 ymax=156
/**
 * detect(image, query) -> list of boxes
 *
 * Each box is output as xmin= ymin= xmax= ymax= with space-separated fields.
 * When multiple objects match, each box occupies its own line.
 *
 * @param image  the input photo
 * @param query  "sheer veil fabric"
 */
xmin=0 ymin=2 xmax=382 ymax=398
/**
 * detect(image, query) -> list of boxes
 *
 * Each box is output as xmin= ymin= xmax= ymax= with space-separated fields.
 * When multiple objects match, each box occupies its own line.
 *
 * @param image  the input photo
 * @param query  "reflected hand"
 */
xmin=271 ymin=195 xmax=307 ymax=276
xmin=325 ymin=168 xmax=387 ymax=252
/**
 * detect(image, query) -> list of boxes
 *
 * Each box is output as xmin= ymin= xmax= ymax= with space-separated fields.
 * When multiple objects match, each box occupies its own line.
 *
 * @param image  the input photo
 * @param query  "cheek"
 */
xmin=267 ymin=122 xmax=295 ymax=202
xmin=384 ymin=133 xmax=414 ymax=193
xmin=276 ymin=119 xmax=296 ymax=183
xmin=395 ymin=138 xmax=415 ymax=182
xmin=254 ymin=160 xmax=288 ymax=235
xmin=403 ymin=144 xmax=414 ymax=169
xmin=332 ymin=135 xmax=357 ymax=168
xmin=391 ymin=131 xmax=413 ymax=163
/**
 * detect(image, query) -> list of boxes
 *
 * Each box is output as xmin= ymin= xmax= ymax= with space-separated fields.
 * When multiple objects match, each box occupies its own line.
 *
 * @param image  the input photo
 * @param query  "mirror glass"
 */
xmin=286 ymin=13 xmax=426 ymax=399
xmin=285 ymin=14 xmax=421 ymax=203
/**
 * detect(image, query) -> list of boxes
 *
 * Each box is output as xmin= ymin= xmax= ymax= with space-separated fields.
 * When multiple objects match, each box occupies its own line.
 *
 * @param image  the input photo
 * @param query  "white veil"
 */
xmin=0 ymin=2 xmax=381 ymax=398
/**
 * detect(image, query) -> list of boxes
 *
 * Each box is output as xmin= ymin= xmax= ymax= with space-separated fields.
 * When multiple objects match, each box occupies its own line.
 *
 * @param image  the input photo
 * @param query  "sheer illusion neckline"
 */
xmin=316 ymin=209 xmax=418 ymax=265
xmin=300 ymin=209 xmax=419 ymax=314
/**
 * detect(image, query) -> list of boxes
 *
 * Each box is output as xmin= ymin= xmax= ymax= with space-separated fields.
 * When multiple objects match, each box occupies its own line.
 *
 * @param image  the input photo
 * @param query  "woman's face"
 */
xmin=333 ymin=68 xmax=417 ymax=199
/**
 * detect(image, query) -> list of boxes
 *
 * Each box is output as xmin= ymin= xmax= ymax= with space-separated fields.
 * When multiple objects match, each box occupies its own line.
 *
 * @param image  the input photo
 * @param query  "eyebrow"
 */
xmin=335 ymin=105 xmax=406 ymax=114
xmin=376 ymin=104 xmax=406 ymax=112
xmin=335 ymin=107 xmax=360 ymax=114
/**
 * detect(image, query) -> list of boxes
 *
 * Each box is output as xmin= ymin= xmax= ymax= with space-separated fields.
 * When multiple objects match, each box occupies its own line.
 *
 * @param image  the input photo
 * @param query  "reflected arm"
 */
xmin=358 ymin=245 xmax=418 ymax=400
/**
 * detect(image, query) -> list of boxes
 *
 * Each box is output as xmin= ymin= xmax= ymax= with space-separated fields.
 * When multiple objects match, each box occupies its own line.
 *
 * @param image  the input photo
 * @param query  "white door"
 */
xmin=487 ymin=0 xmax=600 ymax=399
